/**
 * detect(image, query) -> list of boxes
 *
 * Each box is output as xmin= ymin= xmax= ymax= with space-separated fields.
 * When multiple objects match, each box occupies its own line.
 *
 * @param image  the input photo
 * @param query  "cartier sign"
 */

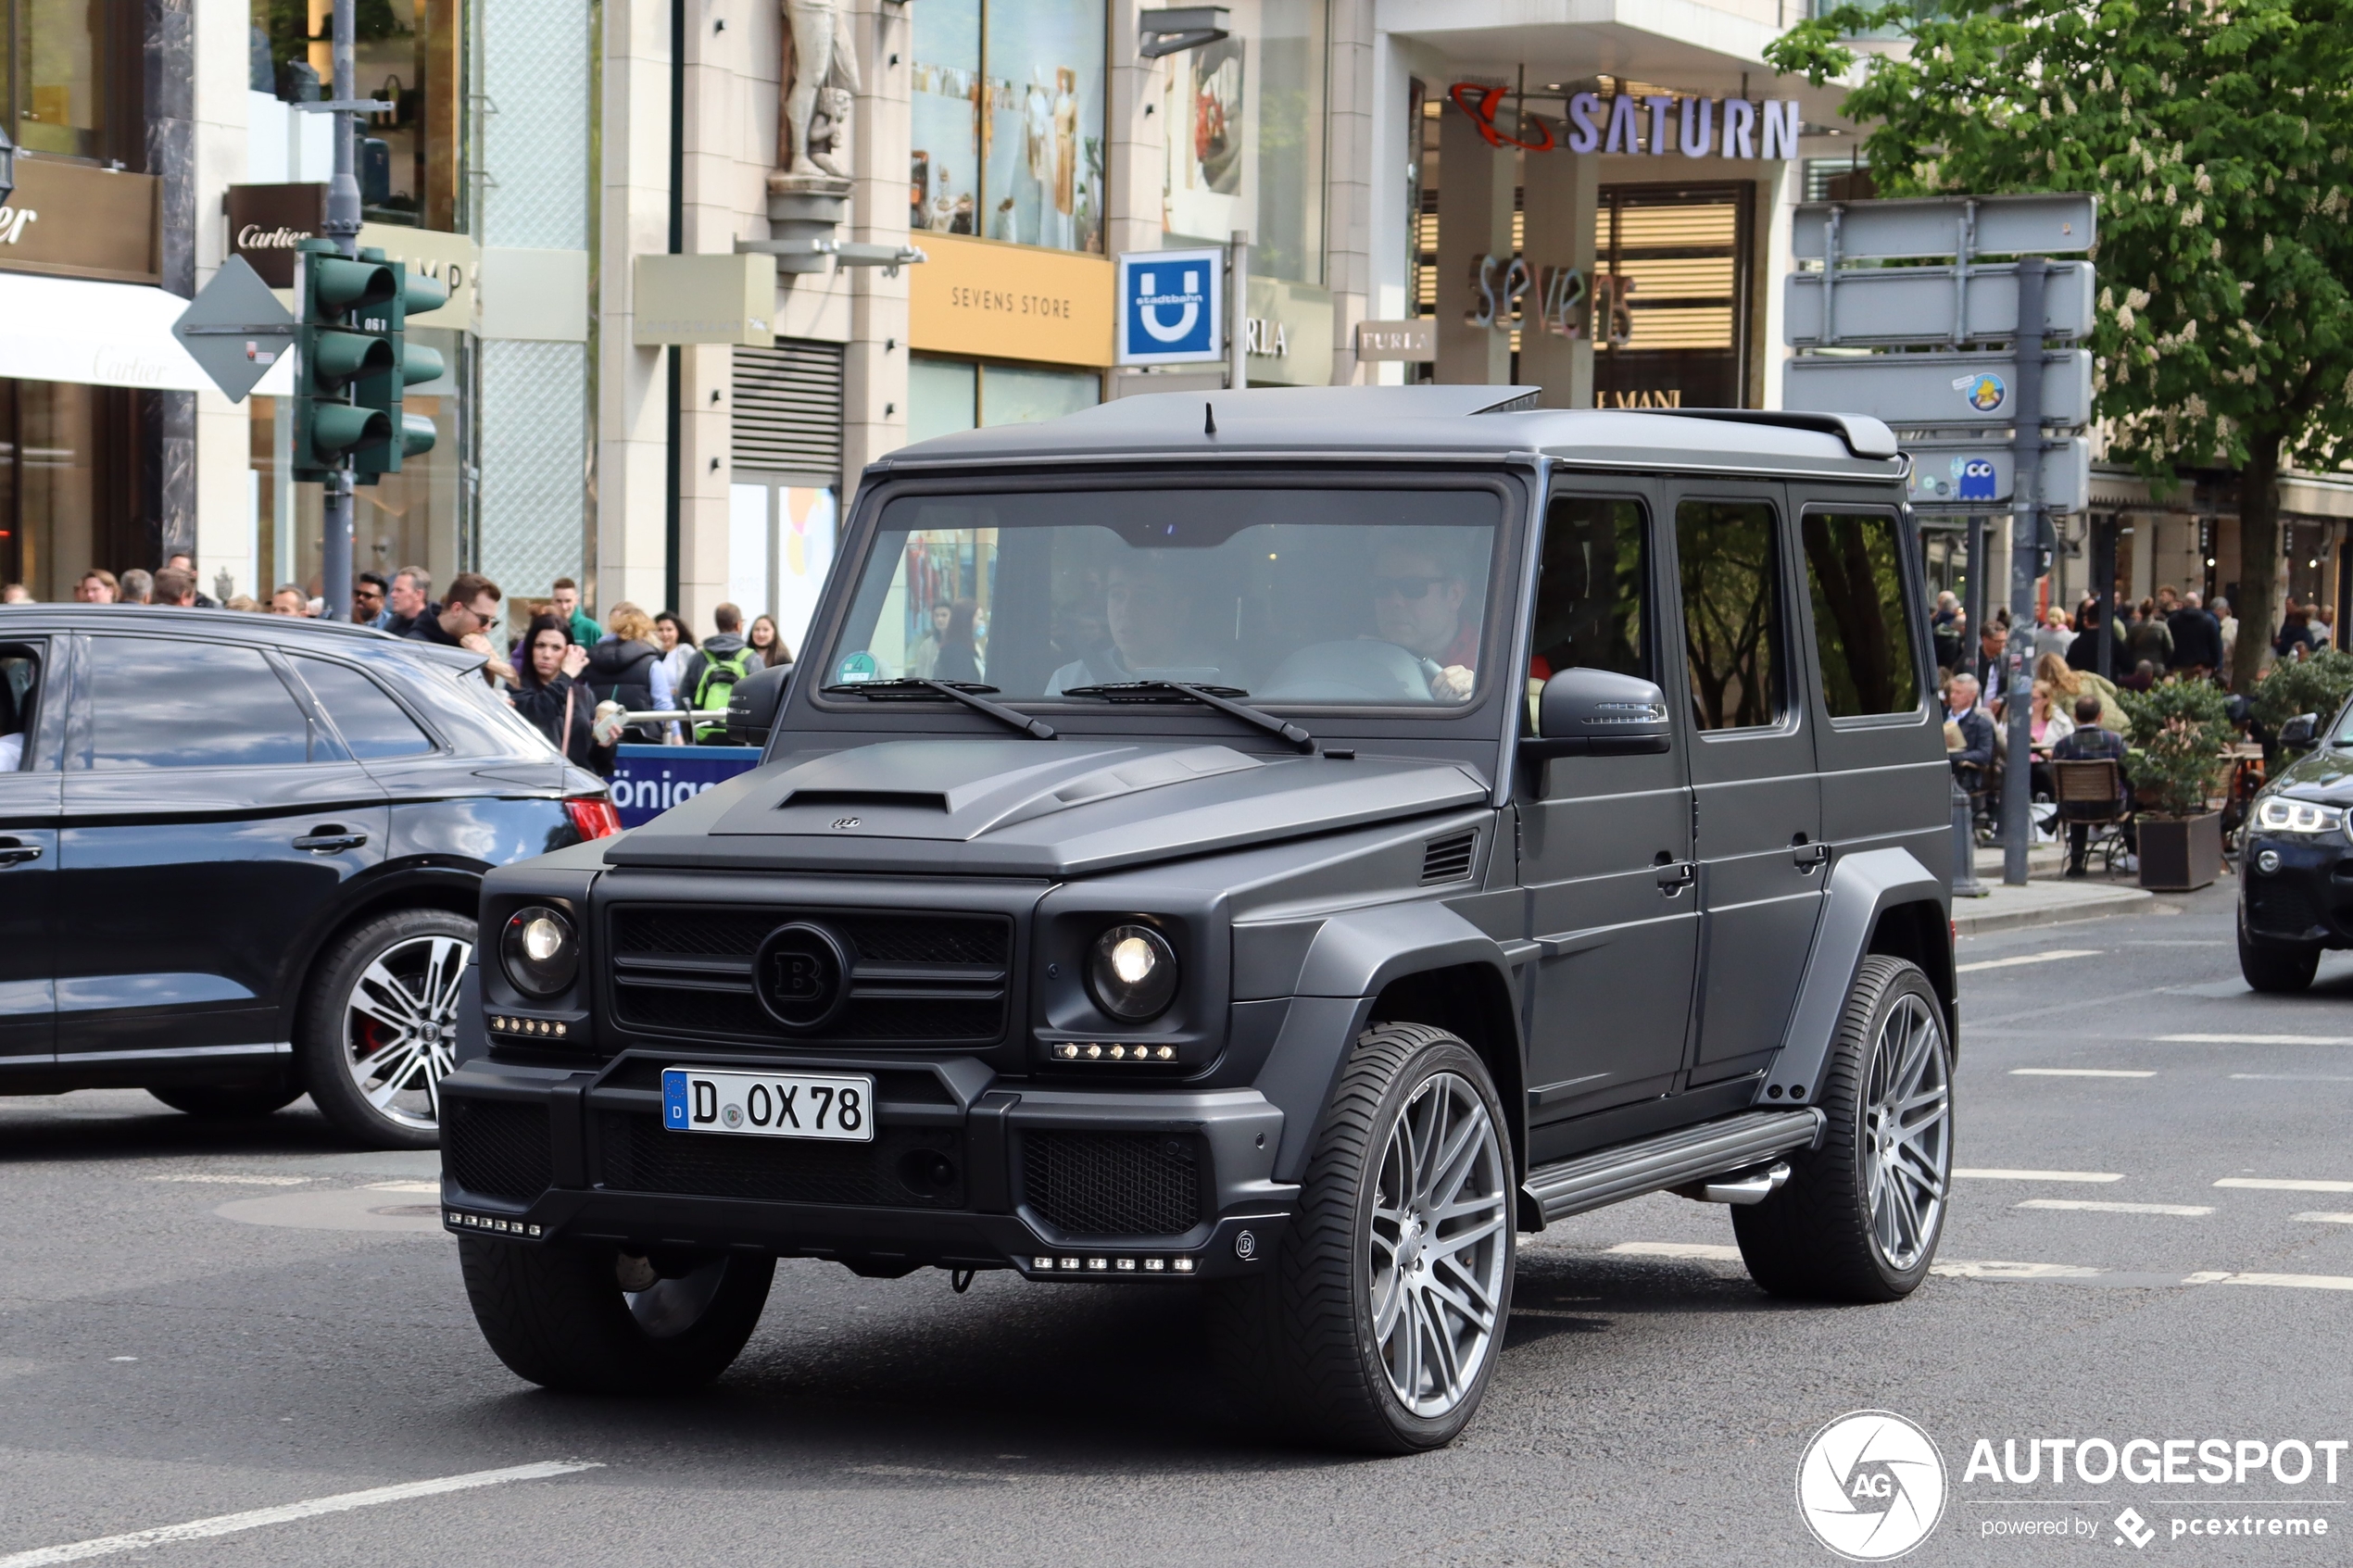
xmin=225 ymin=184 xmax=326 ymax=287
xmin=0 ymin=156 xmax=161 ymax=285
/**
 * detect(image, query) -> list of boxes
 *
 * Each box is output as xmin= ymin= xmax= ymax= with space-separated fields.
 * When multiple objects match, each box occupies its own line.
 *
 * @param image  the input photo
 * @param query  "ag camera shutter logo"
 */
xmin=1117 ymin=247 xmax=1224 ymax=366
xmin=1797 ymin=1411 xmax=1948 ymax=1561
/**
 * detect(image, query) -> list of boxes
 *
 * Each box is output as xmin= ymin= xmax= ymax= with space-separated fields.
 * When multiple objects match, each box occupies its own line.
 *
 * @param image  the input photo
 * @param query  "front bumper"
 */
xmin=437 ymin=1048 xmax=1297 ymax=1282
xmin=2241 ymin=834 xmax=2353 ymax=946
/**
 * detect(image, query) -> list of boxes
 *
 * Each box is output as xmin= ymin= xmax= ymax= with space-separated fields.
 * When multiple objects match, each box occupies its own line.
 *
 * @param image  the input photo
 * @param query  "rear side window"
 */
xmin=389 ymin=658 xmax=557 ymax=759
xmin=0 ymin=647 xmax=38 ymax=770
xmin=1674 ymin=499 xmax=1783 ymax=731
xmin=294 ymin=658 xmax=436 ymax=759
xmin=1529 ymin=496 xmax=1649 ymax=691
xmin=86 ymin=637 xmax=314 ymax=769
xmin=1801 ymin=511 xmax=1922 ymax=719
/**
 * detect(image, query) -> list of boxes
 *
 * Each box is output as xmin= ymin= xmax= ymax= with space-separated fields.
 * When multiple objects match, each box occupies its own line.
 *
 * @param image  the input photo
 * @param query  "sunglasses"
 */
xmin=1375 ymin=574 xmax=1452 ymax=601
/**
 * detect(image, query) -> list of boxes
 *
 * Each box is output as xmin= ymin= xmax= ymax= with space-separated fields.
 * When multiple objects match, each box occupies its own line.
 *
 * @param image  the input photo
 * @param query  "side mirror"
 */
xmin=2279 ymin=711 xmax=2319 ymax=747
xmin=1522 ymin=667 xmax=1673 ymax=761
xmin=724 ymin=662 xmax=793 ymax=747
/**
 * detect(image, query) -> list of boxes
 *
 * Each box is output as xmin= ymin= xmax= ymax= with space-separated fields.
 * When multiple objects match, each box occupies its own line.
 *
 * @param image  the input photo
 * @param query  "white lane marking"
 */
xmin=2204 ymin=1273 xmax=2353 ymax=1292
xmin=2016 ymin=1198 xmax=2214 ymax=1216
xmin=2232 ymin=1073 xmax=2353 ymax=1083
xmin=1931 ymin=1259 xmax=2104 ymax=1279
xmin=1605 ymin=1241 xmax=1743 ymax=1261
xmin=0 ymin=1461 xmax=602 ymax=1568
xmin=363 ymin=1180 xmax=442 ymax=1194
xmin=1957 ymin=949 xmax=2103 ymax=973
xmin=2293 ymin=1212 xmax=2353 ymax=1224
xmin=2158 ymin=1034 xmax=2353 ymax=1046
xmin=2009 ymin=1068 xmax=2157 ymax=1079
xmin=2215 ymin=1177 xmax=2353 ymax=1193
xmin=145 ymin=1174 xmax=310 ymax=1186
xmin=1953 ymin=1168 xmax=2124 ymax=1183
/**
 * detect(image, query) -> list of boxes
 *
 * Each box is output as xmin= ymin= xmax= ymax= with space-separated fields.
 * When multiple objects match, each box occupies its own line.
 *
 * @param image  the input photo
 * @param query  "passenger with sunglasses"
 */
xmin=1371 ymin=543 xmax=1478 ymax=701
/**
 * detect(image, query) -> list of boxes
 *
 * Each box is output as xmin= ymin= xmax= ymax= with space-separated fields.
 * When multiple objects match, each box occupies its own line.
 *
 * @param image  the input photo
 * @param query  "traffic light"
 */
xmin=291 ymin=239 xmax=397 ymax=482
xmin=351 ymin=252 xmax=448 ymax=485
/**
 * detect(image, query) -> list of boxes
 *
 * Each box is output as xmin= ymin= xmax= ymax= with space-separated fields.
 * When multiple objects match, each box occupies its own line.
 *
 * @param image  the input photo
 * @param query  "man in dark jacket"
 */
xmin=2167 ymin=590 xmax=2223 ymax=675
xmin=678 ymin=602 xmax=753 ymax=743
xmin=2051 ymin=692 xmax=2132 ymax=876
xmin=405 ymin=571 xmax=514 ymax=684
xmin=1946 ymin=672 xmax=1997 ymax=818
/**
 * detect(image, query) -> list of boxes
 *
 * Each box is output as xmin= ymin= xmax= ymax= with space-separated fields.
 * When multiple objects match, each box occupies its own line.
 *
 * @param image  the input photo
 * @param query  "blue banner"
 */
xmin=609 ymin=745 xmax=762 ymax=828
xmin=1116 ymin=246 xmax=1224 ymax=366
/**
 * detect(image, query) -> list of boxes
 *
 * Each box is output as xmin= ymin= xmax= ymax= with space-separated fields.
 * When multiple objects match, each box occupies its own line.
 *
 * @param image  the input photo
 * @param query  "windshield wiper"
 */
xmin=1060 ymin=681 xmax=1315 ymax=753
xmin=822 ymin=677 xmax=1057 ymax=740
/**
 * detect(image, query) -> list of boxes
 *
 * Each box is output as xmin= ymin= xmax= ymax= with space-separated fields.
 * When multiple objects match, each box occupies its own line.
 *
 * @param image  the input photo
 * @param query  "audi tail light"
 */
xmin=565 ymin=795 xmax=623 ymax=840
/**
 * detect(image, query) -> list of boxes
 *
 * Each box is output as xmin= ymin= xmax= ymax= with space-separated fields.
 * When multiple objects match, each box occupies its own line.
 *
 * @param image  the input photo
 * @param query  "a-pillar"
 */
xmin=1434 ymin=101 xmax=1512 ymax=386
xmin=1518 ymin=136 xmax=1594 ymax=408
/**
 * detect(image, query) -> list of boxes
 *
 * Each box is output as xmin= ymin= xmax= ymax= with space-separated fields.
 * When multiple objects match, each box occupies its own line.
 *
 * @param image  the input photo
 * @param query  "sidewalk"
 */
xmin=1947 ymin=836 xmax=2171 ymax=935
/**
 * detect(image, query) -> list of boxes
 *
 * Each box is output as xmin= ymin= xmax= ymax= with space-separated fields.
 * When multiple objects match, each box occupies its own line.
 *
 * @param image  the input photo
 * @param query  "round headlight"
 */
xmin=501 ymin=905 xmax=578 ymax=997
xmin=1088 ymin=923 xmax=1179 ymax=1022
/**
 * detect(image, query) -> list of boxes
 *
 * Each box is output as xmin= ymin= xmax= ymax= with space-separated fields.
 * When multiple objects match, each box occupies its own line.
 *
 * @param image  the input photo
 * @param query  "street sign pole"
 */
xmin=321 ymin=0 xmax=361 ymax=623
xmin=2000 ymin=258 xmax=2047 ymax=886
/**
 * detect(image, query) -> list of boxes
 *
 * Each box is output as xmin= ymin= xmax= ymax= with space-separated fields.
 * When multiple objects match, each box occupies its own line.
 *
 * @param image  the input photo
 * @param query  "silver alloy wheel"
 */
xmin=1863 ymin=992 xmax=1953 ymax=1272
xmin=1368 ymin=1070 xmax=1510 ymax=1419
xmin=343 ymin=934 xmax=472 ymax=1131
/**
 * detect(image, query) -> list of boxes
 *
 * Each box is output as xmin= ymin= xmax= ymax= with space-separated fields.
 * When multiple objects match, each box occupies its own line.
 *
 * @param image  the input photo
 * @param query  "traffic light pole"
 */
xmin=320 ymin=0 xmax=361 ymax=623
xmin=2000 ymin=257 xmax=2047 ymax=886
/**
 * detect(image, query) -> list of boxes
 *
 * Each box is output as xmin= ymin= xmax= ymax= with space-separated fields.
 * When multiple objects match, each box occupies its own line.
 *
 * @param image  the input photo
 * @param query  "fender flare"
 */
xmin=1759 ymin=847 xmax=1947 ymax=1106
xmin=1253 ymin=901 xmax=1520 ymax=1185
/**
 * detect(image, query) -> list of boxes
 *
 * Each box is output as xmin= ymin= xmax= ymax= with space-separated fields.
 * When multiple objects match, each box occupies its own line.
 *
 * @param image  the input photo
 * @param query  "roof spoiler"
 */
xmin=1642 ymin=408 xmax=1900 ymax=460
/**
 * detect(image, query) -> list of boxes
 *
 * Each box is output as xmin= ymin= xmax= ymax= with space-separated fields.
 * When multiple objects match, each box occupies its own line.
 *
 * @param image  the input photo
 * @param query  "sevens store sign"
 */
xmin=1452 ymin=83 xmax=1802 ymax=161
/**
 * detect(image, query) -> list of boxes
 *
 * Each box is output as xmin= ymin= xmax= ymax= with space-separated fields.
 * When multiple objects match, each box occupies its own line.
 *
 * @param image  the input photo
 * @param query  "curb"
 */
xmin=1951 ymin=885 xmax=2156 ymax=936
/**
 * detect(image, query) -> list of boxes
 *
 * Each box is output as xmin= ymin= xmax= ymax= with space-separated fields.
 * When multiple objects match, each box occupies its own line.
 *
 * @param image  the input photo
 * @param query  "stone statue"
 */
xmin=781 ymin=0 xmax=860 ymax=182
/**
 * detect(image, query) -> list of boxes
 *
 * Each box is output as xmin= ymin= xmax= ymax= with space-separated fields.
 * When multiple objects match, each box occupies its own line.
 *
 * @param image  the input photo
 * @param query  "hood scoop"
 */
xmin=715 ymin=739 xmax=1264 ymax=841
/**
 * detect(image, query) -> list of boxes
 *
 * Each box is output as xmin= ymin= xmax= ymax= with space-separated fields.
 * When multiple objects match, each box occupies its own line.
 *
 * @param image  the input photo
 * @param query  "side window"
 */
xmin=1529 ymin=496 xmax=1649 ymax=696
xmin=294 ymin=658 xmax=436 ymax=759
xmin=0 ymin=647 xmax=39 ymax=771
xmin=1674 ymin=499 xmax=1784 ymax=732
xmin=86 ymin=638 xmax=315 ymax=770
xmin=1801 ymin=511 xmax=1922 ymax=719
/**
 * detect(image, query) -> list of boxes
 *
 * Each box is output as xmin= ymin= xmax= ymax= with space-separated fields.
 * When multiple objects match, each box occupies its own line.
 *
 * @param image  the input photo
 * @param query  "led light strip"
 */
xmin=490 ymin=1016 xmax=571 ymax=1038
xmin=1051 ymin=1042 xmax=1176 ymax=1062
xmin=446 ymin=1209 xmax=543 ymax=1237
xmin=1030 ymin=1254 xmax=1193 ymax=1273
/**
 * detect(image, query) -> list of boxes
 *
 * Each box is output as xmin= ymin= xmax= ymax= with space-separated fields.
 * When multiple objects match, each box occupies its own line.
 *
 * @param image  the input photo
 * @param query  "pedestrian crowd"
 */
xmin=1931 ymin=580 xmax=2335 ymax=880
xmin=1 ymin=555 xmax=793 ymax=775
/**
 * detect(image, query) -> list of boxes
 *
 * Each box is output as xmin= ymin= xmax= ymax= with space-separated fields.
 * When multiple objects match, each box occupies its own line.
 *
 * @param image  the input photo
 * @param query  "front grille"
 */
xmin=607 ymin=905 xmax=1012 ymax=1046
xmin=1023 ymin=1131 xmax=1203 ymax=1238
xmin=2249 ymin=879 xmax=2326 ymax=936
xmin=597 ymin=1112 xmax=966 ymax=1208
xmin=444 ymin=1098 xmax=553 ymax=1204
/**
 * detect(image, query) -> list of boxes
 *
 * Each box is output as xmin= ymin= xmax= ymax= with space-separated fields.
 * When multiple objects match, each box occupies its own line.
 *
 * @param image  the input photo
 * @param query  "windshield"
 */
xmin=824 ymin=487 xmax=1503 ymax=706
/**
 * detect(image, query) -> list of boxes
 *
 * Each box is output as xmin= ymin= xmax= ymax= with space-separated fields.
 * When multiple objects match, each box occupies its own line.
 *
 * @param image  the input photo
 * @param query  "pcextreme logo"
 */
xmin=1797 ymin=1411 xmax=1949 ymax=1561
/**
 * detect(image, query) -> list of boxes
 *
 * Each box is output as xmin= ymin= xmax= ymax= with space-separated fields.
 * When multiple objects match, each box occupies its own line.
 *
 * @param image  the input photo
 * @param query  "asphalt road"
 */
xmin=5 ymin=878 xmax=2352 ymax=1566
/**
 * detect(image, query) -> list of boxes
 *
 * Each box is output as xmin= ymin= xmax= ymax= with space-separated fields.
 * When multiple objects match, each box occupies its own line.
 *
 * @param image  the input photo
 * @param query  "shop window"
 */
xmin=2 ymin=0 xmax=142 ymax=165
xmin=910 ymin=358 xmax=1100 ymax=445
xmin=1162 ymin=0 xmax=1326 ymax=285
xmin=911 ymin=0 xmax=1104 ymax=254
xmin=910 ymin=358 xmax=978 ymax=445
xmin=1593 ymin=183 xmax=1755 ymax=411
xmin=250 ymin=0 xmax=461 ymax=230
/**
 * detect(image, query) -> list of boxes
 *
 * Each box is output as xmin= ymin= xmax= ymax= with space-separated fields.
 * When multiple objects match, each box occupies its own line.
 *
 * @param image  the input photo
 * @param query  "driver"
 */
xmin=1046 ymin=555 xmax=1216 ymax=693
xmin=1372 ymin=540 xmax=1478 ymax=700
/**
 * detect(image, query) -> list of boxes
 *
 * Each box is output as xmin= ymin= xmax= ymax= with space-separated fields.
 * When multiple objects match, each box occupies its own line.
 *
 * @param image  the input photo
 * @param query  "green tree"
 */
xmin=1768 ymin=0 xmax=2353 ymax=693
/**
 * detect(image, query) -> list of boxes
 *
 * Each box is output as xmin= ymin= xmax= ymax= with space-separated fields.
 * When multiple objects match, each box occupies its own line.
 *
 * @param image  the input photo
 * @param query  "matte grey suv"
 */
xmin=442 ymin=387 xmax=1957 ymax=1452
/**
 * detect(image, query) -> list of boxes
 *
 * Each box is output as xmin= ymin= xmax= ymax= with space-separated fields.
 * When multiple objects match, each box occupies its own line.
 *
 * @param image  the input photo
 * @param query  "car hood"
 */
xmin=599 ymin=737 xmax=1489 ymax=877
xmin=2268 ymin=742 xmax=2353 ymax=805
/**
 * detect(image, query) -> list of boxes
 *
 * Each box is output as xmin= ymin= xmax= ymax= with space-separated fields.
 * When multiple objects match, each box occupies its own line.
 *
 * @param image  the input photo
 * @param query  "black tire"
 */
xmin=147 ymin=1082 xmax=303 ymax=1119
xmin=297 ymin=907 xmax=476 ymax=1151
xmin=459 ymin=1236 xmax=775 ymax=1394
xmin=1208 ymin=1022 xmax=1516 ymax=1453
xmin=1734 ymin=957 xmax=1953 ymax=1303
xmin=2239 ymin=922 xmax=2320 ymax=994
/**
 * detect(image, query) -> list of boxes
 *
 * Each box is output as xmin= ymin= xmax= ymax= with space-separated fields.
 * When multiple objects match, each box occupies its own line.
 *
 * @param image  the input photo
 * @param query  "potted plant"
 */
xmin=2120 ymin=678 xmax=2233 ymax=890
xmin=2250 ymin=647 xmax=2353 ymax=763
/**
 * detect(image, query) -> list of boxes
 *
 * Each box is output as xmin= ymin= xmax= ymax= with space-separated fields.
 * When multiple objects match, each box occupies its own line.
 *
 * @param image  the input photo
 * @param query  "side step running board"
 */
xmin=1522 ymin=1108 xmax=1826 ymax=1226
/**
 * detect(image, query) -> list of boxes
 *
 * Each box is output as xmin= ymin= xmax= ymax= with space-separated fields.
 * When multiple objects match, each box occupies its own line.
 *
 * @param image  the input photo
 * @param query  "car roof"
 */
xmin=0 ymin=604 xmax=484 ymax=674
xmin=872 ymin=385 xmax=1905 ymax=482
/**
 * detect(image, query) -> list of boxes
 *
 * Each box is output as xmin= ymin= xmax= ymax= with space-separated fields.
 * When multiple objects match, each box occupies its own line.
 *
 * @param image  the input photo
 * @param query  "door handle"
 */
xmin=294 ymin=828 xmax=368 ymax=854
xmin=0 ymin=839 xmax=42 ymax=866
xmin=1793 ymin=841 xmax=1831 ymax=873
xmin=1655 ymin=860 xmax=1695 ymax=896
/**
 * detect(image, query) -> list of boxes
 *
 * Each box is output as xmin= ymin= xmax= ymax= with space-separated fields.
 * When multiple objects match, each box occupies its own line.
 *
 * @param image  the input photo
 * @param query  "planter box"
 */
xmin=2138 ymin=810 xmax=2222 ymax=891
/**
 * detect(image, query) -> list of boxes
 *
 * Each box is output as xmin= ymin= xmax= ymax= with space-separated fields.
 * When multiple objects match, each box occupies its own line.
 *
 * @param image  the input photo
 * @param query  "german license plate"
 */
xmin=661 ymin=1067 xmax=875 ymax=1143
